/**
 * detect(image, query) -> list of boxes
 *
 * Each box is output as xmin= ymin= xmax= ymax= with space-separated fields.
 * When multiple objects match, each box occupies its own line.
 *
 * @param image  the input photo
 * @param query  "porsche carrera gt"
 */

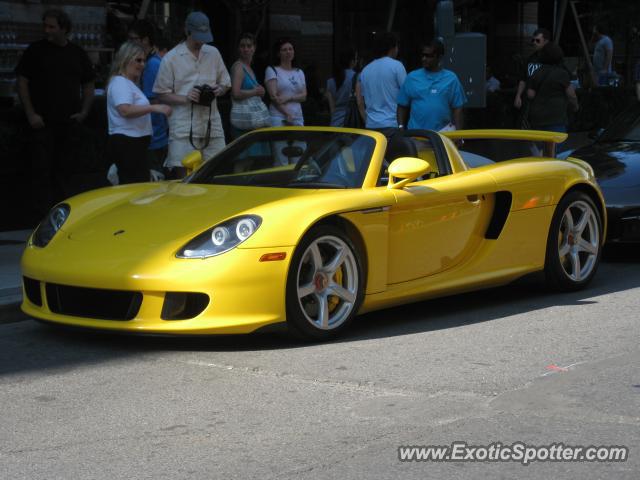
xmin=21 ymin=127 xmax=606 ymax=340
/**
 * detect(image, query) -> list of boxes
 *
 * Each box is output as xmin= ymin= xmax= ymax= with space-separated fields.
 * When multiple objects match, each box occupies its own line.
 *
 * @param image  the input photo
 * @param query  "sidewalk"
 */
xmin=0 ymin=229 xmax=31 ymax=308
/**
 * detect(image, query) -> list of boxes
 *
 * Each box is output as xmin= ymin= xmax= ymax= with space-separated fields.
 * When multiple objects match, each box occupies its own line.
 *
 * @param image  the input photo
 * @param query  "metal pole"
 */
xmin=386 ymin=0 xmax=398 ymax=32
xmin=569 ymin=1 xmax=594 ymax=77
xmin=554 ymin=0 xmax=569 ymax=42
xmin=138 ymin=0 xmax=151 ymax=20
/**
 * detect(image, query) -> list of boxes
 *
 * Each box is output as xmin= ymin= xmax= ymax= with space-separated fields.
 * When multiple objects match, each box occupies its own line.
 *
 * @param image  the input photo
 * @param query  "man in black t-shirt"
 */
xmin=513 ymin=28 xmax=550 ymax=118
xmin=526 ymin=43 xmax=579 ymax=154
xmin=15 ymin=9 xmax=95 ymax=216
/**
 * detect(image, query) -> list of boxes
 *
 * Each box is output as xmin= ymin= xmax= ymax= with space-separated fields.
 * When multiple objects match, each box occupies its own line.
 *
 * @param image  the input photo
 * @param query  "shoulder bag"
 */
xmin=230 ymin=64 xmax=271 ymax=130
xmin=343 ymin=73 xmax=364 ymax=129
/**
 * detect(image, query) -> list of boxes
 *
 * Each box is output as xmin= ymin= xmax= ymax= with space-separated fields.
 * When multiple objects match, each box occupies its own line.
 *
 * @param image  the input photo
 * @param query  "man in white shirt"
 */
xmin=356 ymin=32 xmax=406 ymax=137
xmin=153 ymin=11 xmax=230 ymax=178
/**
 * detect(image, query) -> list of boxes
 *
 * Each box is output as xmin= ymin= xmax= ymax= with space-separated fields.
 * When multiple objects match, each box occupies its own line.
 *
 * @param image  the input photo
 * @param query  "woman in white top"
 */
xmin=107 ymin=41 xmax=171 ymax=184
xmin=265 ymin=37 xmax=306 ymax=126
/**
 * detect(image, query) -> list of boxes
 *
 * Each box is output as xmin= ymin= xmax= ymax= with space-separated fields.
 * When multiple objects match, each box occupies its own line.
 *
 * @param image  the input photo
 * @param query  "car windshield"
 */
xmin=599 ymin=104 xmax=640 ymax=142
xmin=187 ymin=130 xmax=376 ymax=189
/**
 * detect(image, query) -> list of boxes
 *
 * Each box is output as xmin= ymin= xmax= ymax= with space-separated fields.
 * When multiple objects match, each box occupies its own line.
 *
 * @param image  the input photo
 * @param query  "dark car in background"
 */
xmin=571 ymin=102 xmax=640 ymax=243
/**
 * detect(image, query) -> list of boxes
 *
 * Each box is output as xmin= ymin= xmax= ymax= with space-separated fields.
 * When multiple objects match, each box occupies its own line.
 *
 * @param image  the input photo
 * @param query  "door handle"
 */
xmin=467 ymin=194 xmax=481 ymax=204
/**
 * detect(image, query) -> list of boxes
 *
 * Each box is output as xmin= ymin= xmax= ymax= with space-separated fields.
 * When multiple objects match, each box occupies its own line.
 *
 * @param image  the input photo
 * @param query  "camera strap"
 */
xmin=189 ymin=103 xmax=212 ymax=151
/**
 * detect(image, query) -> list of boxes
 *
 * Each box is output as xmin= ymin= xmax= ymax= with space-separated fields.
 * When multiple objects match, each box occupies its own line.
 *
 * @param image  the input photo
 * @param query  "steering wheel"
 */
xmin=378 ymin=159 xmax=390 ymax=186
xmin=294 ymin=157 xmax=323 ymax=182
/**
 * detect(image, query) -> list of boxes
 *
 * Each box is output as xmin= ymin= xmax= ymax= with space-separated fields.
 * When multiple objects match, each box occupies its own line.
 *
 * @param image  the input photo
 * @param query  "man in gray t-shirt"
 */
xmin=591 ymin=24 xmax=613 ymax=86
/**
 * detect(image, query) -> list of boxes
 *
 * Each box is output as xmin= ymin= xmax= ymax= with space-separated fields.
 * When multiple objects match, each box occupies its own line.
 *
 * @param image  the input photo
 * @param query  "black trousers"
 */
xmin=28 ymin=123 xmax=74 ymax=216
xmin=108 ymin=134 xmax=151 ymax=184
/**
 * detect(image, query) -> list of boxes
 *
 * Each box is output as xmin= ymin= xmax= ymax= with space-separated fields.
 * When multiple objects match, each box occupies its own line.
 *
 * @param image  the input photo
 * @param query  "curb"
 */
xmin=0 ymin=299 xmax=25 ymax=324
xmin=0 ymin=287 xmax=22 ymax=306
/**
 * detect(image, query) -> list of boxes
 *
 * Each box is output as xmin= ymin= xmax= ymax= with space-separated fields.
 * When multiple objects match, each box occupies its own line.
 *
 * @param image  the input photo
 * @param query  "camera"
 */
xmin=193 ymin=84 xmax=216 ymax=106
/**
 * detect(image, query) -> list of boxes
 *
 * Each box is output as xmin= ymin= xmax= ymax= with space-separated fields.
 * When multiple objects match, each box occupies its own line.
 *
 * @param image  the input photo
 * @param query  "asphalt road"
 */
xmin=1 ymin=247 xmax=639 ymax=479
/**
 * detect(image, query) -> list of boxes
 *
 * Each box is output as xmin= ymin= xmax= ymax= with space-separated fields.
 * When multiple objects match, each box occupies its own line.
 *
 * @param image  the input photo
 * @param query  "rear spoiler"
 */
xmin=441 ymin=129 xmax=568 ymax=158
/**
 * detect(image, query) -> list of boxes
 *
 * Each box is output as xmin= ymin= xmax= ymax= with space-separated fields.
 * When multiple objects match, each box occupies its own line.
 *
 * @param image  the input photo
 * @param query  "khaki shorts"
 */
xmin=164 ymin=137 xmax=226 ymax=169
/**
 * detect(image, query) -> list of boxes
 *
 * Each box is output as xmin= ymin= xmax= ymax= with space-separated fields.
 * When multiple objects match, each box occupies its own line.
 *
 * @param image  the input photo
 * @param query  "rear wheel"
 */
xmin=544 ymin=191 xmax=602 ymax=291
xmin=286 ymin=225 xmax=364 ymax=340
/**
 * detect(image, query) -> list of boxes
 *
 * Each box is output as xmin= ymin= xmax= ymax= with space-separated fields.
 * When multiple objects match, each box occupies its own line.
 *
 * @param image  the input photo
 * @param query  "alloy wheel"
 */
xmin=557 ymin=200 xmax=600 ymax=281
xmin=295 ymin=235 xmax=359 ymax=330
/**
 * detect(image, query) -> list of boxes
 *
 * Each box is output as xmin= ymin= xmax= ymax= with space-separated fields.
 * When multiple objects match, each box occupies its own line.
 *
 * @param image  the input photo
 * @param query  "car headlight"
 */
xmin=177 ymin=215 xmax=262 ymax=259
xmin=31 ymin=204 xmax=70 ymax=248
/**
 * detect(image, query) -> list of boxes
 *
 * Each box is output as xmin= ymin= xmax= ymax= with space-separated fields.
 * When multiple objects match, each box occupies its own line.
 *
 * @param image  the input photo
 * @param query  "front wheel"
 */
xmin=286 ymin=225 xmax=364 ymax=340
xmin=544 ymin=191 xmax=602 ymax=291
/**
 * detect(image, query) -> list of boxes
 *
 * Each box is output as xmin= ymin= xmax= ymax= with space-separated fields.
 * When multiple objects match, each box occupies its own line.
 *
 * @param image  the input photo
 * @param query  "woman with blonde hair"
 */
xmin=107 ymin=41 xmax=171 ymax=183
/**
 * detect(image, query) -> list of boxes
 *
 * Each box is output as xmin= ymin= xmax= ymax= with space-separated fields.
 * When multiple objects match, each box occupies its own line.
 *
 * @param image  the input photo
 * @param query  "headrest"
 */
xmin=385 ymin=136 xmax=418 ymax=161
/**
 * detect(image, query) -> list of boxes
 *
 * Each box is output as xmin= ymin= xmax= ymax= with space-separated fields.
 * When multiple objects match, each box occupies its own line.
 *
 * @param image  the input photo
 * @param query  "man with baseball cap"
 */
xmin=153 ymin=11 xmax=230 ymax=178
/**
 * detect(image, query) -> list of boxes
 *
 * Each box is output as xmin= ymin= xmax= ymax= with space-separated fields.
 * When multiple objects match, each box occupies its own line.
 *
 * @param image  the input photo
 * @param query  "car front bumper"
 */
xmin=21 ymin=236 xmax=294 ymax=334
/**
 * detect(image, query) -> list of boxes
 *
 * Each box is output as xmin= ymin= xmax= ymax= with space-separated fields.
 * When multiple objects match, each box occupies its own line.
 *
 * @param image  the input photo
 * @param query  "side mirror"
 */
xmin=387 ymin=157 xmax=433 ymax=189
xmin=181 ymin=150 xmax=203 ymax=175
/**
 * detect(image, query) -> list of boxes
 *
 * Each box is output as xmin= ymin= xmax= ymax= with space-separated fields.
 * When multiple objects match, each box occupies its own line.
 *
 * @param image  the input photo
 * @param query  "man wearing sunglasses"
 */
xmin=396 ymin=39 xmax=466 ymax=131
xmin=514 ymin=28 xmax=550 ymax=115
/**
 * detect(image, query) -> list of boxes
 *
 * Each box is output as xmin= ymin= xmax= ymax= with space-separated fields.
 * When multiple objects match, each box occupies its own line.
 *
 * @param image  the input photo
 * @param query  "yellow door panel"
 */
xmin=387 ymin=172 xmax=497 ymax=284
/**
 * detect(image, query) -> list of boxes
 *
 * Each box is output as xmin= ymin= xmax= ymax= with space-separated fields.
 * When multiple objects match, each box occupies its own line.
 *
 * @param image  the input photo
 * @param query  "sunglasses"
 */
xmin=531 ymin=38 xmax=544 ymax=44
xmin=421 ymin=52 xmax=437 ymax=58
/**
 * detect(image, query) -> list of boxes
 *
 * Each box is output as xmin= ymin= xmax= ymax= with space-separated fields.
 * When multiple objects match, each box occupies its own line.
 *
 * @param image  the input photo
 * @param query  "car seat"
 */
xmin=378 ymin=136 xmax=419 ymax=185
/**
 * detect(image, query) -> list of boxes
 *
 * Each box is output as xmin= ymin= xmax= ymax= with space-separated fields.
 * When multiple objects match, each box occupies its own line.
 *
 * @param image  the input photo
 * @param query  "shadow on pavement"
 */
xmin=1 ymin=249 xmax=638 ymax=377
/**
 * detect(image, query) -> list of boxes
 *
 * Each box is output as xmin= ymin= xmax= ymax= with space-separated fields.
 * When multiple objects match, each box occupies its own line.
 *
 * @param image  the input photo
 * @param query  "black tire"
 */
xmin=544 ymin=191 xmax=602 ymax=292
xmin=286 ymin=225 xmax=364 ymax=340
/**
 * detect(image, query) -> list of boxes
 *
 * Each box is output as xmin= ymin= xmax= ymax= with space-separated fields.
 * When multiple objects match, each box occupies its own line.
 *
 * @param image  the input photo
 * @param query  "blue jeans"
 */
xmin=531 ymin=125 xmax=567 ymax=156
xmin=543 ymin=125 xmax=567 ymax=154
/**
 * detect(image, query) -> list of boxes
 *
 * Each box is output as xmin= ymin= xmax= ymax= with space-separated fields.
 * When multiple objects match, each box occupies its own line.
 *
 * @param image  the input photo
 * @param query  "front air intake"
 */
xmin=23 ymin=277 xmax=42 ymax=306
xmin=45 ymin=284 xmax=142 ymax=320
xmin=161 ymin=292 xmax=210 ymax=320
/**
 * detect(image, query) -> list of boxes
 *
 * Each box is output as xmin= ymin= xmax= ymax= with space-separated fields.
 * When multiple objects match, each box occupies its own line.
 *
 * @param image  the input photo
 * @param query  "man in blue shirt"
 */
xmin=397 ymin=39 xmax=466 ymax=131
xmin=356 ymin=32 xmax=407 ymax=137
xmin=129 ymin=20 xmax=169 ymax=179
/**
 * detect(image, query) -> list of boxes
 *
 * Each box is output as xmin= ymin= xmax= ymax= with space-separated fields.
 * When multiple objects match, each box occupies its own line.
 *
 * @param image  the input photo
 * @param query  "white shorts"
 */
xmin=269 ymin=116 xmax=304 ymax=127
xmin=164 ymin=136 xmax=226 ymax=169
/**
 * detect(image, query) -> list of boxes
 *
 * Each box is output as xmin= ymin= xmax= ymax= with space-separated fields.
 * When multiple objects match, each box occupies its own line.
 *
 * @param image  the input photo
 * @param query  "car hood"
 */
xmin=59 ymin=182 xmax=392 ymax=249
xmin=571 ymin=141 xmax=640 ymax=188
xmin=62 ymin=182 xmax=327 ymax=247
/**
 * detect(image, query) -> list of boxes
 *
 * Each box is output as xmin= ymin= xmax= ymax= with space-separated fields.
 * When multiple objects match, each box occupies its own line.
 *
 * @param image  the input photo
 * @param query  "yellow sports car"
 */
xmin=21 ymin=127 xmax=606 ymax=340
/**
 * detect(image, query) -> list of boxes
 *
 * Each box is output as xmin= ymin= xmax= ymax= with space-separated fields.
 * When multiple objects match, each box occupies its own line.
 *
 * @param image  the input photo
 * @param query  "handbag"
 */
xmin=231 ymin=96 xmax=271 ymax=130
xmin=230 ymin=65 xmax=271 ymax=130
xmin=343 ymin=73 xmax=364 ymax=129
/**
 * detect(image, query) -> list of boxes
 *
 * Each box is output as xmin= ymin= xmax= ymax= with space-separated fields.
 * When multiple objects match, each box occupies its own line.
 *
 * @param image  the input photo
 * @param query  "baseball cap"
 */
xmin=185 ymin=11 xmax=213 ymax=43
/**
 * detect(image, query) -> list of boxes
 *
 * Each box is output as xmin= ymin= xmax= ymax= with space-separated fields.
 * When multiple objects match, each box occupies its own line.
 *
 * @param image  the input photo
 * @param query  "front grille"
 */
xmin=23 ymin=277 xmax=42 ymax=306
xmin=45 ymin=284 xmax=142 ymax=320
